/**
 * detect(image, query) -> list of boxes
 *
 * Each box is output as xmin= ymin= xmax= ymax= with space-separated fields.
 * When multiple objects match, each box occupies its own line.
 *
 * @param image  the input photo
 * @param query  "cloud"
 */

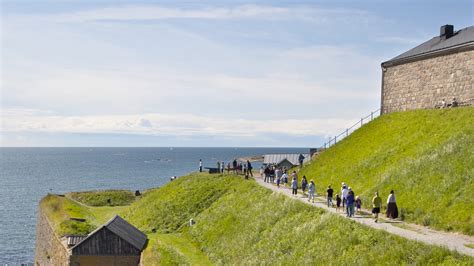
xmin=44 ymin=4 xmax=369 ymax=23
xmin=1 ymin=108 xmax=356 ymax=138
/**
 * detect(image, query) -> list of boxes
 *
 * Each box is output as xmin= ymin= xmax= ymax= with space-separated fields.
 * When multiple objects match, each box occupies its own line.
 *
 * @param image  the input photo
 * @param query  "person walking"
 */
xmin=372 ymin=192 xmax=382 ymax=223
xmin=281 ymin=171 xmax=288 ymax=187
xmin=298 ymin=154 xmax=305 ymax=168
xmin=259 ymin=166 xmax=264 ymax=179
xmin=247 ymin=160 xmax=253 ymax=177
xmin=336 ymin=194 xmax=342 ymax=212
xmin=301 ymin=176 xmax=308 ymax=196
xmin=217 ymin=161 xmax=221 ymax=172
xmin=291 ymin=177 xmax=298 ymax=196
xmin=274 ymin=168 xmax=281 ymax=184
xmin=264 ymin=166 xmax=270 ymax=183
xmin=276 ymin=172 xmax=281 ymax=188
xmin=269 ymin=166 xmax=275 ymax=183
xmin=327 ymin=185 xmax=334 ymax=207
xmin=341 ymin=184 xmax=349 ymax=213
xmin=355 ymin=196 xmax=362 ymax=214
xmin=386 ymin=190 xmax=399 ymax=219
xmin=346 ymin=190 xmax=355 ymax=217
xmin=291 ymin=171 xmax=298 ymax=188
xmin=199 ymin=159 xmax=203 ymax=172
xmin=308 ymin=180 xmax=315 ymax=203
xmin=232 ymin=159 xmax=238 ymax=174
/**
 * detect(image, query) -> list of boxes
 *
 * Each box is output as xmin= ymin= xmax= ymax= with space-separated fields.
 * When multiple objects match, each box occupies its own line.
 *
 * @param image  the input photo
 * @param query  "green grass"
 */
xmin=298 ymin=107 xmax=474 ymax=235
xmin=141 ymin=233 xmax=212 ymax=265
xmin=40 ymin=194 xmax=97 ymax=236
xmin=41 ymin=173 xmax=473 ymax=264
xmin=123 ymin=174 xmax=243 ymax=233
xmin=67 ymin=189 xmax=136 ymax=206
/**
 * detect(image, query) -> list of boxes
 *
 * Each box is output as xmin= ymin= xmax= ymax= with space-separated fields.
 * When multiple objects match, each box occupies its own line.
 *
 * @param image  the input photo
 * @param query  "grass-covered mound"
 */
xmin=40 ymin=194 xmax=97 ymax=236
xmin=298 ymin=107 xmax=474 ymax=235
xmin=68 ymin=190 xmax=136 ymax=206
xmin=41 ymin=173 xmax=473 ymax=264
xmin=124 ymin=173 xmax=471 ymax=264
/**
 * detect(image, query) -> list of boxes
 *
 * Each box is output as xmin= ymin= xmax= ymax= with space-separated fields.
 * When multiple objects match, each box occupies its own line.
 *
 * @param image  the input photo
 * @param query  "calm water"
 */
xmin=0 ymin=147 xmax=308 ymax=264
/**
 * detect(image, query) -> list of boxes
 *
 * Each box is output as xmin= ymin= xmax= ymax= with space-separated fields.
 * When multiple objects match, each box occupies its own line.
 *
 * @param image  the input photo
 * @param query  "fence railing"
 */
xmin=319 ymin=108 xmax=381 ymax=150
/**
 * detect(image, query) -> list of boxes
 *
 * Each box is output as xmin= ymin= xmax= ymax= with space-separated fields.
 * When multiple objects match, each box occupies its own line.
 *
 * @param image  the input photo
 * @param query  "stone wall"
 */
xmin=34 ymin=208 xmax=70 ymax=265
xmin=381 ymin=49 xmax=474 ymax=114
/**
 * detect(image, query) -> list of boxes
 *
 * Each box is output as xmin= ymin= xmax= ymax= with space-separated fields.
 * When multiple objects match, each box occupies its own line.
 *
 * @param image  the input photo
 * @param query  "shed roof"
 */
xmin=72 ymin=215 xmax=147 ymax=251
xmin=263 ymin=154 xmax=309 ymax=166
xmin=382 ymin=25 xmax=474 ymax=66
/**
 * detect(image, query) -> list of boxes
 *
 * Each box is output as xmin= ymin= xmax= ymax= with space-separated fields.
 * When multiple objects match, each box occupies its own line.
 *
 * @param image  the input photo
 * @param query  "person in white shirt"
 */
xmin=341 ymin=184 xmax=349 ymax=213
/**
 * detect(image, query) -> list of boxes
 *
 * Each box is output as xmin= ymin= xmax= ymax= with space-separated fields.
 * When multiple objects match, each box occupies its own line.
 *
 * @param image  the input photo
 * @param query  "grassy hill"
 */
xmin=298 ymin=107 xmax=474 ymax=235
xmin=41 ymin=173 xmax=473 ymax=265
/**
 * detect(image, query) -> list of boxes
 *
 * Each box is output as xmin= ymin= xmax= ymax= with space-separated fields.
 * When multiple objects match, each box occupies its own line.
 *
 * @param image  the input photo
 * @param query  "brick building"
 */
xmin=381 ymin=25 xmax=474 ymax=114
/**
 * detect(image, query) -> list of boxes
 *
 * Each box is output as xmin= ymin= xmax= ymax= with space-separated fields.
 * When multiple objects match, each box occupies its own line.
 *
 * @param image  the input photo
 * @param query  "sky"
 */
xmin=1 ymin=0 xmax=473 ymax=147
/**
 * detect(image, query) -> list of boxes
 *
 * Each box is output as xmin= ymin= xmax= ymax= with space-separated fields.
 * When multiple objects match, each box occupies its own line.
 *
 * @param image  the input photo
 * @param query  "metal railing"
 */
xmin=319 ymin=108 xmax=381 ymax=150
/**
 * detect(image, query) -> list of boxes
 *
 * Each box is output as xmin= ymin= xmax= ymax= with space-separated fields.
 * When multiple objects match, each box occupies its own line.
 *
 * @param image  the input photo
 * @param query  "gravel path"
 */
xmin=254 ymin=175 xmax=474 ymax=257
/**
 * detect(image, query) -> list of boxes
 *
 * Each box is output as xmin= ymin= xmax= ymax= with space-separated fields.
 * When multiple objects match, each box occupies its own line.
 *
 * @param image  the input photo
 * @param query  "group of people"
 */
xmin=260 ymin=168 xmax=399 ymax=223
xmin=230 ymin=159 xmax=254 ymax=177
xmin=198 ymin=159 xmax=253 ymax=178
xmin=439 ymin=97 xmax=459 ymax=108
xmin=335 ymin=183 xmax=362 ymax=217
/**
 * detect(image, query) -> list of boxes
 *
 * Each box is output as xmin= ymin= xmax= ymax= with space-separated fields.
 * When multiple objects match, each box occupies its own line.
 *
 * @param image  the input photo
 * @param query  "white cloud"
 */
xmin=1 ymin=108 xmax=356 ymax=138
xmin=43 ymin=5 xmax=369 ymax=23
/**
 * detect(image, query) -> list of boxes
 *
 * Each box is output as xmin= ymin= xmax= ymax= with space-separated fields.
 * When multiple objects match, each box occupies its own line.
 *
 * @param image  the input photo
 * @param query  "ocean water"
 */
xmin=0 ymin=147 xmax=308 ymax=264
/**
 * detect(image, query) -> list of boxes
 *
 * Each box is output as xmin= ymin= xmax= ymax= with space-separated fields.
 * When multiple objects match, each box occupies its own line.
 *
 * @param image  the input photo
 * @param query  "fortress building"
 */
xmin=381 ymin=24 xmax=474 ymax=114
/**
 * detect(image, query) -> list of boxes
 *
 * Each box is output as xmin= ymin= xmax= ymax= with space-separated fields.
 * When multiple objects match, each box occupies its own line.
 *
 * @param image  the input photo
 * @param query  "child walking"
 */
xmin=336 ymin=194 xmax=342 ymax=212
xmin=308 ymin=180 xmax=315 ymax=203
xmin=355 ymin=196 xmax=362 ymax=214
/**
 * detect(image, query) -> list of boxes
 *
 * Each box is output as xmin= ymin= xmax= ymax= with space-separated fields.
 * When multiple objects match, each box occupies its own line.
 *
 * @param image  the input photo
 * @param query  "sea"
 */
xmin=0 ymin=147 xmax=309 ymax=264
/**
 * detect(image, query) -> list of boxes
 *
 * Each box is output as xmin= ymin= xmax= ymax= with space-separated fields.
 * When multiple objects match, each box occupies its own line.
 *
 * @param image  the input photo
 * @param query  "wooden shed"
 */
xmin=69 ymin=215 xmax=147 ymax=266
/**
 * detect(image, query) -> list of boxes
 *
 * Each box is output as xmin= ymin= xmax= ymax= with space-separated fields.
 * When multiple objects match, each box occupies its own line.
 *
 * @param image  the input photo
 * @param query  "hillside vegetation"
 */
xmin=68 ymin=190 xmax=136 ymax=206
xmin=42 ymin=173 xmax=473 ymax=264
xmin=299 ymin=107 xmax=474 ymax=235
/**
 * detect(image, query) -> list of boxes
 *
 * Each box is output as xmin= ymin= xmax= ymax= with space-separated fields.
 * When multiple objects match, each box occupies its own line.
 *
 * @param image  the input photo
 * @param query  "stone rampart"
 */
xmin=381 ymin=50 xmax=474 ymax=114
xmin=34 ymin=208 xmax=70 ymax=265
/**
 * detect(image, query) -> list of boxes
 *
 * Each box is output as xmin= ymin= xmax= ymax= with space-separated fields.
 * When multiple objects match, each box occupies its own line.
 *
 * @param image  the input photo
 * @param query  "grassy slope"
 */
xmin=126 ymin=174 xmax=471 ymax=264
xmin=40 ymin=194 xmax=97 ymax=236
xmin=68 ymin=190 xmax=136 ymax=206
xmin=41 ymin=173 xmax=473 ymax=264
xmin=299 ymin=108 xmax=474 ymax=235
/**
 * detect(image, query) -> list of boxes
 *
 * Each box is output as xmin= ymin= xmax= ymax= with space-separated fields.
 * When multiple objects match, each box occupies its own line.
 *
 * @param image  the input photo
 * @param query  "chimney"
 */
xmin=440 ymin=24 xmax=454 ymax=39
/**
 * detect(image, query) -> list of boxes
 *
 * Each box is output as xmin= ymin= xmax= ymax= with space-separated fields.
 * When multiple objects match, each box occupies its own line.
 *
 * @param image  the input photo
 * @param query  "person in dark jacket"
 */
xmin=327 ymin=185 xmax=334 ymax=207
xmin=247 ymin=160 xmax=253 ymax=177
xmin=386 ymin=190 xmax=399 ymax=219
xmin=346 ymin=190 xmax=355 ymax=217
xmin=301 ymin=176 xmax=308 ymax=195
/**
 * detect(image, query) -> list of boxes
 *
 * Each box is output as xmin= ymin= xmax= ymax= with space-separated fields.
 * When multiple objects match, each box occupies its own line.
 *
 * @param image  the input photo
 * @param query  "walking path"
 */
xmin=253 ymin=175 xmax=474 ymax=257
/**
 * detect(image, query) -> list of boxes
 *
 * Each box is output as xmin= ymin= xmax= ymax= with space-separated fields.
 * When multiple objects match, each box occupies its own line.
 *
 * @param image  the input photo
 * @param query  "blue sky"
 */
xmin=1 ymin=0 xmax=473 ymax=147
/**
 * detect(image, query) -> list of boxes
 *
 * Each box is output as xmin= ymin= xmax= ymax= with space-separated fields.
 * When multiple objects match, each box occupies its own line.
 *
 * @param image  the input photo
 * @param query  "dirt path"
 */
xmin=253 ymin=175 xmax=474 ymax=257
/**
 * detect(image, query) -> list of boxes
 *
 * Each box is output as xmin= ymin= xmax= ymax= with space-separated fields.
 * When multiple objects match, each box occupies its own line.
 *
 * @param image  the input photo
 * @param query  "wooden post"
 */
xmin=371 ymin=111 xmax=374 ymax=120
xmin=346 ymin=128 xmax=349 ymax=137
xmin=360 ymin=118 xmax=363 ymax=126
